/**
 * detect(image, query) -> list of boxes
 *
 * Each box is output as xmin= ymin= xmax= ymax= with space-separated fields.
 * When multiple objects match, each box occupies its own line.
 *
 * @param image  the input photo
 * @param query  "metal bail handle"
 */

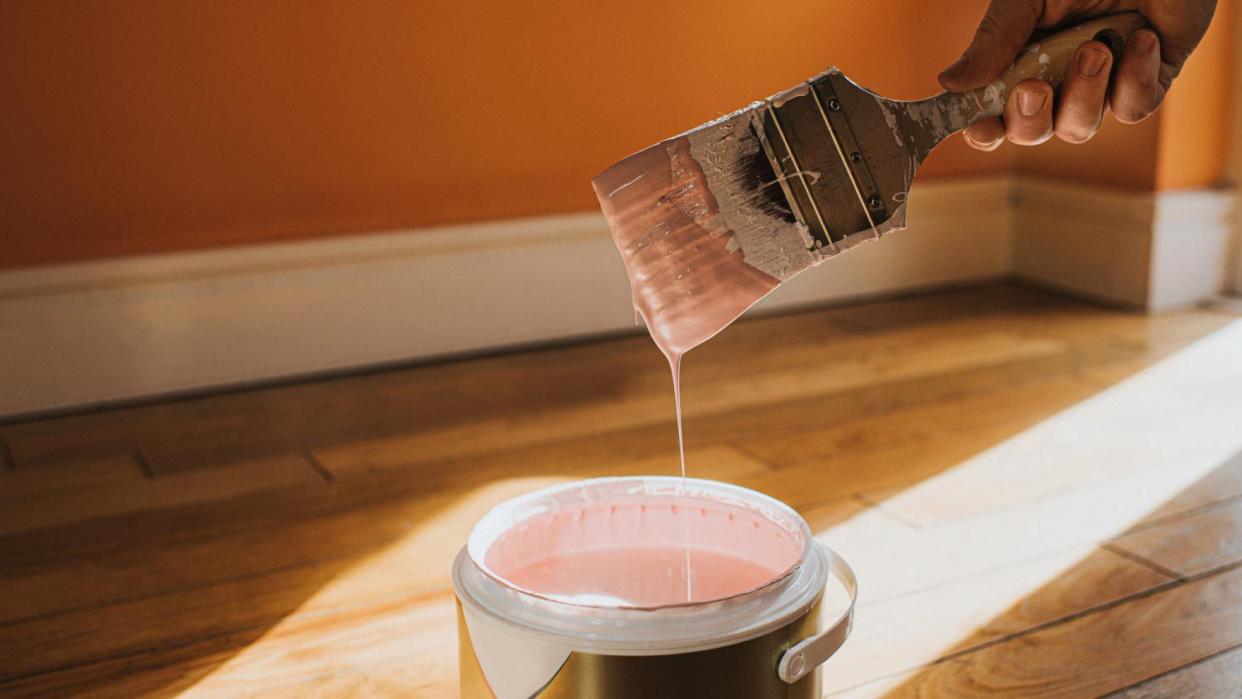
xmin=777 ymin=545 xmax=858 ymax=684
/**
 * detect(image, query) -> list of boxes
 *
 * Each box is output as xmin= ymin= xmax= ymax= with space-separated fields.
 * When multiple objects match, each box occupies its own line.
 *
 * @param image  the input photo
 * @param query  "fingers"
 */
xmin=967 ymin=40 xmax=1114 ymax=150
xmin=939 ymin=0 xmax=1042 ymax=91
xmin=964 ymin=78 xmax=1053 ymax=150
xmin=1054 ymin=41 xmax=1113 ymax=144
xmin=1111 ymin=29 xmax=1166 ymax=124
xmin=1004 ymin=79 xmax=1054 ymax=146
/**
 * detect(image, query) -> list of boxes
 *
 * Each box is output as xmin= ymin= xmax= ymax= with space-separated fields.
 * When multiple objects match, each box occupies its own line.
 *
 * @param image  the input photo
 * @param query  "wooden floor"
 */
xmin=2 ymin=283 xmax=1242 ymax=698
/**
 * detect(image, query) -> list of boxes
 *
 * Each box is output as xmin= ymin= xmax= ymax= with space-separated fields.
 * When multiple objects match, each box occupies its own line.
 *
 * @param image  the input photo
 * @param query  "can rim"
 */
xmin=453 ymin=477 xmax=830 ymax=655
xmin=465 ymin=476 xmax=812 ymax=610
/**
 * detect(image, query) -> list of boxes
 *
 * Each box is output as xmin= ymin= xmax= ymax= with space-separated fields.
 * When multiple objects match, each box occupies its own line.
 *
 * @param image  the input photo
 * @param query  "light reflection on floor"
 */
xmin=817 ymin=319 xmax=1242 ymax=696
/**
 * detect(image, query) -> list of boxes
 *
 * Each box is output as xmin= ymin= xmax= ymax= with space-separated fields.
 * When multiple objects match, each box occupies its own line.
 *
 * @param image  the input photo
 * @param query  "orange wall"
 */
xmin=1157 ymin=0 xmax=1235 ymax=189
xmin=1014 ymin=105 xmax=1162 ymax=190
xmin=0 ymin=1 xmax=1232 ymax=269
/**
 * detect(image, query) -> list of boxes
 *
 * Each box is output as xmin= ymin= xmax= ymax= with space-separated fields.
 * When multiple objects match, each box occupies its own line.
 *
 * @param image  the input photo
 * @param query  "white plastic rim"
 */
xmin=454 ymin=477 xmax=830 ymax=655
xmin=467 ymin=476 xmax=811 ymax=609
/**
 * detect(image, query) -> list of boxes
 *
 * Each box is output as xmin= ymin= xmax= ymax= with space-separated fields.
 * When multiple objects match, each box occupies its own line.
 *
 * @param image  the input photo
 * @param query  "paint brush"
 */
xmin=593 ymin=14 xmax=1146 ymax=358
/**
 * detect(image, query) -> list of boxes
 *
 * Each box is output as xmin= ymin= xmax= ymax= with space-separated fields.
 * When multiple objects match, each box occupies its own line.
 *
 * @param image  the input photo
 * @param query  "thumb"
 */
xmin=940 ymin=0 xmax=1043 ymax=91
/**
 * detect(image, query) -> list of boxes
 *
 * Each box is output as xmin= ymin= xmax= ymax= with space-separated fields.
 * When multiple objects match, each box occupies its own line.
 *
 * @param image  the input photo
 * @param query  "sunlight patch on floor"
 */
xmin=177 ymin=476 xmax=571 ymax=697
xmin=816 ymin=319 xmax=1242 ymax=696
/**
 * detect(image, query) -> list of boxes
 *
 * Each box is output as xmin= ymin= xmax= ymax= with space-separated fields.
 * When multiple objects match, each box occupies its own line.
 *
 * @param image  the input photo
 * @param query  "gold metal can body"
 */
xmin=457 ymin=598 xmax=823 ymax=699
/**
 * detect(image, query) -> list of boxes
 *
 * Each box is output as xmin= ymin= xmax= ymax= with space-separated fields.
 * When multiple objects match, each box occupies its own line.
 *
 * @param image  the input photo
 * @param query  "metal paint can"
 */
xmin=452 ymin=477 xmax=857 ymax=698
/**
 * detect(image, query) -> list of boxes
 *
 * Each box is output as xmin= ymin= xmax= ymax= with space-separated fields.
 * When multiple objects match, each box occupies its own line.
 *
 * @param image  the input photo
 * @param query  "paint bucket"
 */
xmin=452 ymin=477 xmax=857 ymax=698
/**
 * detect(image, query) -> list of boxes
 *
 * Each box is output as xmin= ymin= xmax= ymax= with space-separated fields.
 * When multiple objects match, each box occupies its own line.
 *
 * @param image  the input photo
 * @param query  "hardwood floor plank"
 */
xmin=1129 ymin=449 xmax=1242 ymax=530
xmin=815 ymin=456 xmax=1240 ymax=606
xmin=856 ymin=565 xmax=1242 ymax=698
xmin=0 ymin=447 xmax=772 ymax=627
xmin=1107 ymin=643 xmax=1242 ymax=698
xmin=0 ymin=437 xmax=15 ymax=471
xmin=800 ymin=496 xmax=872 ymax=532
xmin=738 ymin=375 xmax=1100 ymax=483
xmin=859 ymin=320 xmax=1242 ymax=528
xmin=0 ymin=454 xmax=320 ymax=537
xmin=1110 ymin=500 xmax=1242 ymax=578
xmin=0 ymin=454 xmax=142 ymax=503
xmin=312 ymin=329 xmax=1070 ymax=477
xmin=821 ymin=546 xmax=1172 ymax=693
xmin=0 ymin=594 xmax=458 ymax=699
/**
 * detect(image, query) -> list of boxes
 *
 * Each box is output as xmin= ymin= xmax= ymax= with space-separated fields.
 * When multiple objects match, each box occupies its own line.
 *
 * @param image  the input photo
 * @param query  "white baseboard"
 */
xmin=0 ymin=174 xmax=1231 ymax=419
xmin=1013 ymin=178 xmax=1236 ymax=309
xmin=1229 ymin=208 xmax=1242 ymax=295
xmin=1149 ymin=189 xmax=1237 ymax=311
xmin=0 ymin=177 xmax=1014 ymax=419
xmin=760 ymin=177 xmax=1015 ymax=310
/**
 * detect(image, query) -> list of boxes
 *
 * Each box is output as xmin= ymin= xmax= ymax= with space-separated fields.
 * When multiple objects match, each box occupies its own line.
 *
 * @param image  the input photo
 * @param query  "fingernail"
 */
xmin=1131 ymin=30 xmax=1157 ymax=54
xmin=939 ymin=55 xmax=969 ymax=83
xmin=965 ymin=131 xmax=1002 ymax=151
xmin=1018 ymin=90 xmax=1046 ymax=117
xmin=1078 ymin=48 xmax=1108 ymax=78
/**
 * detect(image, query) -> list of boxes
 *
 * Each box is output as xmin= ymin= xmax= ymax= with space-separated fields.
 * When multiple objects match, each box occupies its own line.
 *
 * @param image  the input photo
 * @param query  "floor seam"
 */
xmin=725 ymin=442 xmax=784 ymax=471
xmin=1100 ymin=543 xmax=1185 ymax=581
xmin=845 ymin=558 xmax=1242 ymax=694
xmin=130 ymin=449 xmax=155 ymax=479
xmin=1099 ymin=641 xmax=1242 ymax=697
xmin=303 ymin=450 xmax=335 ymax=483
xmin=852 ymin=492 xmax=925 ymax=530
xmin=1118 ymin=493 xmax=1242 ymax=537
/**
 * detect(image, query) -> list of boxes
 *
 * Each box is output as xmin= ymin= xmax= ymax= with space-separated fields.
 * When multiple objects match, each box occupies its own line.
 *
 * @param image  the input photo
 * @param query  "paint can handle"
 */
xmin=777 ymin=544 xmax=858 ymax=685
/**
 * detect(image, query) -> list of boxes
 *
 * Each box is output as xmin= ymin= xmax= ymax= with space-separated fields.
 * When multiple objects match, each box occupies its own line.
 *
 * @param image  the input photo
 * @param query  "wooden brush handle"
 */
xmin=950 ymin=12 xmax=1149 ymax=125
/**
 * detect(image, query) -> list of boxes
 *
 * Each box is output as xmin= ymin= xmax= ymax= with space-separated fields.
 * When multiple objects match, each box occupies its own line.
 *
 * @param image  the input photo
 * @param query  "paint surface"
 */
xmin=483 ymin=496 xmax=802 ymax=608
xmin=501 ymin=546 xmax=782 ymax=607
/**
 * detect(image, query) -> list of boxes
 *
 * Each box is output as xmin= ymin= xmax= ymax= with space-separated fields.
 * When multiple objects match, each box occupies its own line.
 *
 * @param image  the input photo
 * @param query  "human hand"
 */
xmin=940 ymin=0 xmax=1217 ymax=150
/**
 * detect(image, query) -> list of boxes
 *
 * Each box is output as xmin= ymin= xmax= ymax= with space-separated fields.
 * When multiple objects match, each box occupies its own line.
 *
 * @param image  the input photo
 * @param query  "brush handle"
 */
xmin=936 ymin=12 xmax=1149 ymax=130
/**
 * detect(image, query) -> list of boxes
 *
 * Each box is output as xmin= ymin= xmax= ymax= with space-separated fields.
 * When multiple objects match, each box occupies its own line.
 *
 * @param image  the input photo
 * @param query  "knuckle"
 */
xmin=1040 ymin=0 xmax=1074 ymax=24
xmin=976 ymin=13 xmax=1007 ymax=39
xmin=1118 ymin=65 xmax=1161 ymax=96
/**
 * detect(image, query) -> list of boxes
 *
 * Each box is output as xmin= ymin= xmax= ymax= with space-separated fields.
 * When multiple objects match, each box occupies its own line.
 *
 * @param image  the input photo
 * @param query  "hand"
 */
xmin=940 ymin=0 xmax=1217 ymax=150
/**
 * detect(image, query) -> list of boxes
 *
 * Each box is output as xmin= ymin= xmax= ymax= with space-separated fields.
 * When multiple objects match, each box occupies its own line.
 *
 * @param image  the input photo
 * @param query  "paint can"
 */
xmin=452 ymin=477 xmax=857 ymax=698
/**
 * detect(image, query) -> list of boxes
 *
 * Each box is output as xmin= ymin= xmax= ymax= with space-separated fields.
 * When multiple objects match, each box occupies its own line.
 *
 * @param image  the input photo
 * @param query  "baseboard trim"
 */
xmin=0 ymin=174 xmax=1232 ymax=419
xmin=0 ymin=177 xmax=1015 ymax=418
xmin=1014 ymin=178 xmax=1235 ymax=309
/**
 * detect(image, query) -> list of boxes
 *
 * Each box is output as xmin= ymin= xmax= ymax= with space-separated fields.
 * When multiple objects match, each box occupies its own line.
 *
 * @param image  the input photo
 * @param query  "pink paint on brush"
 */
xmin=592 ymin=138 xmax=779 ymax=361
xmin=481 ymin=492 xmax=804 ymax=608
